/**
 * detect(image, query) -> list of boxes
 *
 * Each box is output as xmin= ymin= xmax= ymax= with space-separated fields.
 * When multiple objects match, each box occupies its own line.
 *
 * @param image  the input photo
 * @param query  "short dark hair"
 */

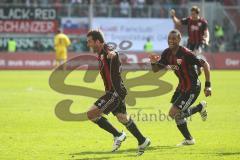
xmin=169 ymin=29 xmax=182 ymax=39
xmin=191 ymin=6 xmax=200 ymax=14
xmin=87 ymin=29 xmax=105 ymax=43
xmin=56 ymin=28 xmax=62 ymax=34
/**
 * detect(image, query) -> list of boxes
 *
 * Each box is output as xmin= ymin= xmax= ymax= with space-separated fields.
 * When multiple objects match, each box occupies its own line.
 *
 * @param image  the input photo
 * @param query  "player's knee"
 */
xmin=175 ymin=117 xmax=186 ymax=125
xmin=116 ymin=113 xmax=129 ymax=124
xmin=87 ymin=105 xmax=102 ymax=120
xmin=169 ymin=106 xmax=181 ymax=119
xmin=121 ymin=117 xmax=134 ymax=128
xmin=168 ymin=110 xmax=176 ymax=119
xmin=91 ymin=116 xmax=103 ymax=123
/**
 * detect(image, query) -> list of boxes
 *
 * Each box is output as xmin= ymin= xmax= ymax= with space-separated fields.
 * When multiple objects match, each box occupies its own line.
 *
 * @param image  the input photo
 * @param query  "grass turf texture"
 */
xmin=0 ymin=70 xmax=240 ymax=160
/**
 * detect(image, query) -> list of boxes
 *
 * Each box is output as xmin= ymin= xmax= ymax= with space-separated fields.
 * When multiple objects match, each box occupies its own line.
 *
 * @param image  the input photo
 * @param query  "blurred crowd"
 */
xmin=2 ymin=0 xmax=239 ymax=6
xmin=1 ymin=0 xmax=238 ymax=18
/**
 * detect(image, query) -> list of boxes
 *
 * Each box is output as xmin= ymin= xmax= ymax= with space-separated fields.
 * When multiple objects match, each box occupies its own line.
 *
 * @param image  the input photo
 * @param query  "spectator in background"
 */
xmin=151 ymin=0 xmax=167 ymax=18
xmin=113 ymin=0 xmax=120 ymax=5
xmin=25 ymin=0 xmax=39 ymax=7
xmin=214 ymin=23 xmax=225 ymax=52
xmin=71 ymin=0 xmax=82 ymax=3
xmin=136 ymin=0 xmax=145 ymax=16
xmin=145 ymin=0 xmax=153 ymax=5
xmin=95 ymin=0 xmax=108 ymax=16
xmin=144 ymin=37 xmax=153 ymax=53
xmin=25 ymin=0 xmax=31 ymax=7
xmin=54 ymin=0 xmax=63 ymax=16
xmin=120 ymin=0 xmax=130 ymax=17
xmin=164 ymin=0 xmax=174 ymax=11
xmin=7 ymin=38 xmax=17 ymax=53
xmin=214 ymin=23 xmax=224 ymax=39
xmin=159 ymin=7 xmax=167 ymax=17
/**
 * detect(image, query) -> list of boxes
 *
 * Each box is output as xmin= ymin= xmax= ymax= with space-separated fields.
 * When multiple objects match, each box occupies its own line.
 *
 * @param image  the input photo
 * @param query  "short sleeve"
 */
xmin=202 ymin=19 xmax=208 ymax=31
xmin=185 ymin=51 xmax=205 ymax=67
xmin=181 ymin=17 xmax=189 ymax=25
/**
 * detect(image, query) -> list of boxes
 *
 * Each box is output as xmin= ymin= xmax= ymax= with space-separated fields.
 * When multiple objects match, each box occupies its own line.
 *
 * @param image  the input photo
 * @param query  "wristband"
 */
xmin=205 ymin=81 xmax=211 ymax=88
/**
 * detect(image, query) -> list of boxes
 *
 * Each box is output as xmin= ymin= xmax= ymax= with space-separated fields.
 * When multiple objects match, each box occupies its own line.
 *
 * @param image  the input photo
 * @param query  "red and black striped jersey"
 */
xmin=97 ymin=45 xmax=127 ymax=99
xmin=157 ymin=46 xmax=205 ymax=93
xmin=181 ymin=17 xmax=208 ymax=45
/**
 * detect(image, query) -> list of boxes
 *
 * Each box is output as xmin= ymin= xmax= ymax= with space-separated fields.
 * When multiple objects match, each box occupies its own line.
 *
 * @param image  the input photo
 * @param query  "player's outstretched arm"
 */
xmin=170 ymin=9 xmax=181 ymax=26
xmin=202 ymin=61 xmax=212 ymax=97
xmin=149 ymin=54 xmax=162 ymax=72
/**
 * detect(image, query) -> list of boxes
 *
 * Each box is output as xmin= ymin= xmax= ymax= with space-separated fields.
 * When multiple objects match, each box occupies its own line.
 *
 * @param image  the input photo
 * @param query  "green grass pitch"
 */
xmin=0 ymin=70 xmax=240 ymax=160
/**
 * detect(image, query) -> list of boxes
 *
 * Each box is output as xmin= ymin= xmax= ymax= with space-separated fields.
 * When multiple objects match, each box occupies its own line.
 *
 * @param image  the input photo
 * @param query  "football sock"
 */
xmin=94 ymin=116 xmax=121 ymax=137
xmin=182 ymin=103 xmax=203 ymax=118
xmin=124 ymin=119 xmax=146 ymax=145
xmin=176 ymin=119 xmax=192 ymax=140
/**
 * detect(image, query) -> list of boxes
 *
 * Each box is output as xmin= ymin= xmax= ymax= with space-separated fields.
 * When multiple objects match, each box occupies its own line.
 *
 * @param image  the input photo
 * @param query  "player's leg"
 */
xmin=113 ymin=99 xmax=146 ymax=145
xmin=89 ymin=106 xmax=122 ymax=137
xmin=116 ymin=113 xmax=146 ymax=145
xmin=181 ymin=101 xmax=207 ymax=121
xmin=179 ymin=84 xmax=207 ymax=121
xmin=169 ymin=92 xmax=196 ymax=145
xmin=61 ymin=51 xmax=67 ymax=70
xmin=109 ymin=111 xmax=128 ymax=152
xmin=55 ymin=50 xmax=66 ymax=70
xmin=54 ymin=59 xmax=60 ymax=68
xmin=92 ymin=92 xmax=127 ymax=152
xmin=169 ymin=85 xmax=206 ymax=146
xmin=55 ymin=50 xmax=61 ymax=68
xmin=169 ymin=105 xmax=193 ymax=142
xmin=89 ymin=94 xmax=122 ymax=138
xmin=59 ymin=59 xmax=67 ymax=70
xmin=113 ymin=99 xmax=150 ymax=155
xmin=115 ymin=113 xmax=150 ymax=155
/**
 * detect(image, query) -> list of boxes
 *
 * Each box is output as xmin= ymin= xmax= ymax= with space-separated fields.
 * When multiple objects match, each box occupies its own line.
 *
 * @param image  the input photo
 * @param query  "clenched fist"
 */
xmin=170 ymin=9 xmax=176 ymax=17
xmin=204 ymin=87 xmax=212 ymax=97
xmin=149 ymin=54 xmax=160 ymax=63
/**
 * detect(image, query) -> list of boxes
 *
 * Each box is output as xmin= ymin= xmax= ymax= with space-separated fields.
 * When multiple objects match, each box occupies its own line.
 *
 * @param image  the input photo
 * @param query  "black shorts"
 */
xmin=187 ymin=43 xmax=203 ymax=52
xmin=171 ymin=84 xmax=201 ymax=111
xmin=94 ymin=91 xmax=127 ymax=115
xmin=187 ymin=43 xmax=208 ymax=55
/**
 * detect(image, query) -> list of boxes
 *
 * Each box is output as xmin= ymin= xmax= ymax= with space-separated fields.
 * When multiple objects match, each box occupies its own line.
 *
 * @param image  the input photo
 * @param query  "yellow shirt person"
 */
xmin=54 ymin=30 xmax=71 ymax=69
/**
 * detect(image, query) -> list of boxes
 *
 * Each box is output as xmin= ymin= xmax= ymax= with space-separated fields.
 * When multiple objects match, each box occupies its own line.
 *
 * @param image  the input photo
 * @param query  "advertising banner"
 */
xmin=0 ymin=52 xmax=239 ymax=70
xmin=0 ymin=7 xmax=58 ymax=33
xmin=92 ymin=18 xmax=174 ymax=51
xmin=0 ymin=7 xmax=56 ymax=20
xmin=211 ymin=53 xmax=240 ymax=69
xmin=0 ymin=37 xmax=53 ymax=50
xmin=61 ymin=17 xmax=174 ymax=51
xmin=0 ymin=20 xmax=58 ymax=33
